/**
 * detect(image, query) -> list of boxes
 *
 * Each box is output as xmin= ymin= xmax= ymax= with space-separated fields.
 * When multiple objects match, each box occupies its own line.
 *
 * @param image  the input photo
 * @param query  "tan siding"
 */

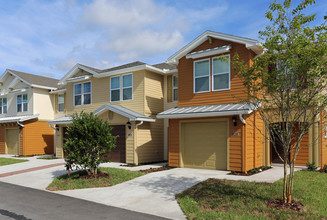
xmin=23 ymin=121 xmax=54 ymax=155
xmin=33 ymin=88 xmax=55 ymax=120
xmin=321 ymin=117 xmax=327 ymax=167
xmin=54 ymin=126 xmax=64 ymax=158
xmin=178 ymin=38 xmax=250 ymax=107
xmin=136 ymin=119 xmax=164 ymax=164
xmin=126 ymin=122 xmax=135 ymax=164
xmin=144 ymin=70 xmax=164 ymax=115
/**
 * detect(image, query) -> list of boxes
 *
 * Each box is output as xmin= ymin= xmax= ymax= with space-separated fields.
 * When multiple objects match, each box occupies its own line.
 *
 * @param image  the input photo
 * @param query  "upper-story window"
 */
xmin=212 ymin=55 xmax=230 ymax=91
xmin=74 ymin=82 xmax=91 ymax=106
xmin=110 ymin=74 xmax=133 ymax=102
xmin=17 ymin=94 xmax=28 ymax=112
xmin=194 ymin=55 xmax=230 ymax=93
xmin=58 ymin=94 xmax=64 ymax=112
xmin=172 ymin=75 xmax=178 ymax=101
xmin=276 ymin=60 xmax=297 ymax=90
xmin=0 ymin=98 xmax=7 ymax=114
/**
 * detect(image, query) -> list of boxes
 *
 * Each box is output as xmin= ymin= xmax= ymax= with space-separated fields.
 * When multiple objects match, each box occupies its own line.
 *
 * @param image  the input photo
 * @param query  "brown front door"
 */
xmin=106 ymin=125 xmax=126 ymax=163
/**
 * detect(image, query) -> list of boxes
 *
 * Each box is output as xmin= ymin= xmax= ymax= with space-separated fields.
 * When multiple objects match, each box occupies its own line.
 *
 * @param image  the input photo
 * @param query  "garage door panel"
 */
xmin=6 ymin=129 xmax=20 ymax=155
xmin=181 ymin=121 xmax=227 ymax=170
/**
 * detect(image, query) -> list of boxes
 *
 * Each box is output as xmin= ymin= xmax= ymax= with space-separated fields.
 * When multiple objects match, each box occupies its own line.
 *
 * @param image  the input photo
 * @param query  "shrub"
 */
xmin=323 ymin=165 xmax=327 ymax=173
xmin=63 ymin=112 xmax=117 ymax=176
xmin=306 ymin=162 xmax=318 ymax=171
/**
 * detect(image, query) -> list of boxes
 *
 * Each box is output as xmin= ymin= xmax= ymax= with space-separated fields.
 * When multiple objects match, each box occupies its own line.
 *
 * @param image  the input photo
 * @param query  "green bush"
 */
xmin=64 ymin=112 xmax=117 ymax=176
xmin=323 ymin=165 xmax=327 ymax=173
xmin=306 ymin=162 xmax=318 ymax=171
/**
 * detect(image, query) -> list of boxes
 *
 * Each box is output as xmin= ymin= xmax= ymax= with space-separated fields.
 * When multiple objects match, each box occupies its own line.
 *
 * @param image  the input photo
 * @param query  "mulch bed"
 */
xmin=267 ymin=199 xmax=305 ymax=212
xmin=228 ymin=166 xmax=272 ymax=176
xmin=140 ymin=166 xmax=174 ymax=173
xmin=77 ymin=172 xmax=110 ymax=179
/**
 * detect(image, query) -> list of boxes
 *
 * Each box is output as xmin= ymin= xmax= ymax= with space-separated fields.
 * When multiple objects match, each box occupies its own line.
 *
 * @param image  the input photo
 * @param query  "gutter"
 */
xmin=16 ymin=121 xmax=24 ymax=128
xmin=239 ymin=114 xmax=246 ymax=124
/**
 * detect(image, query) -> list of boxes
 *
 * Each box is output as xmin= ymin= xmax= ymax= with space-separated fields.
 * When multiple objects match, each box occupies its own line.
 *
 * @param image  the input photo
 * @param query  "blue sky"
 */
xmin=0 ymin=0 xmax=326 ymax=79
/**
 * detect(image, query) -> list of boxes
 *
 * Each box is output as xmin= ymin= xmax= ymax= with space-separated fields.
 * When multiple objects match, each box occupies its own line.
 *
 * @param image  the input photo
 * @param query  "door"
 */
xmin=6 ymin=129 xmax=20 ymax=155
xmin=181 ymin=120 xmax=228 ymax=170
xmin=105 ymin=125 xmax=126 ymax=163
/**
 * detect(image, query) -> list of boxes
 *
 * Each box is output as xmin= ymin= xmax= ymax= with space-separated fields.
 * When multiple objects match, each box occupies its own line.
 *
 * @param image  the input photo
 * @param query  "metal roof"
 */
xmin=48 ymin=105 xmax=156 ymax=124
xmin=157 ymin=102 xmax=256 ymax=119
xmin=0 ymin=115 xmax=39 ymax=123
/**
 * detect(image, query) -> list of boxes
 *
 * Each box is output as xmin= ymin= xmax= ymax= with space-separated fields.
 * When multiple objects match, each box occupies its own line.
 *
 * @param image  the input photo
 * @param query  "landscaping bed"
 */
xmin=47 ymin=167 xmax=144 ymax=191
xmin=140 ymin=165 xmax=174 ymax=173
xmin=0 ymin=158 xmax=28 ymax=166
xmin=176 ymin=171 xmax=327 ymax=219
xmin=37 ymin=156 xmax=57 ymax=160
xmin=228 ymin=166 xmax=272 ymax=176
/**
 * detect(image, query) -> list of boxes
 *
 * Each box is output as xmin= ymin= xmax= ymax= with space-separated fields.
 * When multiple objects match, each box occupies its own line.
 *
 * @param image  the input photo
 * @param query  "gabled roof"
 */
xmin=0 ymin=114 xmax=39 ymax=124
xmin=152 ymin=63 xmax=177 ymax=71
xmin=166 ymin=30 xmax=263 ymax=64
xmin=0 ymin=69 xmax=59 ymax=90
xmin=47 ymin=104 xmax=156 ymax=125
xmin=157 ymin=102 xmax=256 ymax=119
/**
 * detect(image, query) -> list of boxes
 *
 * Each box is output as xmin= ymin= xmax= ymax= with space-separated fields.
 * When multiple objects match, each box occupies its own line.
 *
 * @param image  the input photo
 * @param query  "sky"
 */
xmin=0 ymin=0 xmax=326 ymax=79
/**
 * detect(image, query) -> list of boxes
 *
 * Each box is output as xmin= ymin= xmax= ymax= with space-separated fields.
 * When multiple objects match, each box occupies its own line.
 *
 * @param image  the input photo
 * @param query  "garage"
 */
xmin=106 ymin=125 xmax=126 ymax=163
xmin=180 ymin=120 xmax=228 ymax=170
xmin=6 ymin=129 xmax=20 ymax=155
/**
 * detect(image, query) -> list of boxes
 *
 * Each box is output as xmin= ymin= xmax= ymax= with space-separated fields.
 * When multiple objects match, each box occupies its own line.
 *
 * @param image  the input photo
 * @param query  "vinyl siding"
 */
xmin=178 ymin=38 xmax=251 ymax=107
xmin=321 ymin=115 xmax=327 ymax=167
xmin=33 ymin=88 xmax=55 ymax=120
xmin=144 ymin=70 xmax=164 ymax=115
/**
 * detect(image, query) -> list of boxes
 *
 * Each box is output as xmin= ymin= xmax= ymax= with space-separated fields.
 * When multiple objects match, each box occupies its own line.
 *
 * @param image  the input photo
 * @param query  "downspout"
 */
xmin=49 ymin=124 xmax=56 ymax=130
xmin=239 ymin=114 xmax=246 ymax=124
xmin=136 ymin=121 xmax=144 ymax=128
xmin=17 ymin=121 xmax=24 ymax=128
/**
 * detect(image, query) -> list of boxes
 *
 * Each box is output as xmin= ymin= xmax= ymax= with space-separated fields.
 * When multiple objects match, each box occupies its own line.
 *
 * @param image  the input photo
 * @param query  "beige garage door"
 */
xmin=6 ymin=129 xmax=20 ymax=155
xmin=181 ymin=120 xmax=228 ymax=170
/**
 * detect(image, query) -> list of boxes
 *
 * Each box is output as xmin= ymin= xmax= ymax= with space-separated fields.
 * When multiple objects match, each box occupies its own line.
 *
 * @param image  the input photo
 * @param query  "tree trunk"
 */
xmin=287 ymin=162 xmax=295 ymax=203
xmin=283 ymin=158 xmax=288 ymax=204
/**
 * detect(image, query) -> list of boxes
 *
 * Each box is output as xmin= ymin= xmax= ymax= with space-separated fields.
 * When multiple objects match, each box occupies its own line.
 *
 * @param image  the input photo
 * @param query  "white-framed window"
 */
xmin=277 ymin=60 xmax=296 ymax=90
xmin=122 ymin=74 xmax=133 ymax=101
xmin=110 ymin=74 xmax=133 ymax=102
xmin=172 ymin=75 xmax=178 ymax=101
xmin=17 ymin=94 xmax=28 ymax=112
xmin=0 ymin=97 xmax=7 ymax=114
xmin=194 ymin=59 xmax=210 ymax=93
xmin=110 ymin=76 xmax=120 ymax=102
xmin=74 ymin=82 xmax=91 ymax=106
xmin=58 ymin=94 xmax=64 ymax=112
xmin=212 ymin=55 xmax=230 ymax=91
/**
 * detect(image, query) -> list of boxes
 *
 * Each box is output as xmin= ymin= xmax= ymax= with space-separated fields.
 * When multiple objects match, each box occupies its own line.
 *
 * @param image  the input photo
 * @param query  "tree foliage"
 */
xmin=63 ymin=111 xmax=117 ymax=176
xmin=233 ymin=0 xmax=327 ymax=204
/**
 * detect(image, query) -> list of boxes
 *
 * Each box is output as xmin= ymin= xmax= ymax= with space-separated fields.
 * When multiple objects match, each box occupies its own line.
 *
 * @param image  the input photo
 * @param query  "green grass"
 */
xmin=47 ymin=167 xmax=144 ymax=191
xmin=0 ymin=158 xmax=28 ymax=166
xmin=176 ymin=171 xmax=327 ymax=219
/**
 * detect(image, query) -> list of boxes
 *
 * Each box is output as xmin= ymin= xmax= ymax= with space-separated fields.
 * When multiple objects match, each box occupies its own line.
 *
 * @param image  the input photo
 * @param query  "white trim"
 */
xmin=122 ymin=73 xmax=133 ymax=101
xmin=110 ymin=75 xmax=121 ymax=102
xmin=110 ymin=74 xmax=133 ymax=102
xmin=194 ymin=58 xmax=210 ymax=94
xmin=172 ymin=75 xmax=178 ymax=101
xmin=30 ymin=84 xmax=57 ymax=90
xmin=157 ymin=109 xmax=252 ymax=119
xmin=58 ymin=64 xmax=99 ymax=85
xmin=9 ymin=88 xmax=27 ymax=94
xmin=66 ymin=75 xmax=91 ymax=83
xmin=73 ymin=81 xmax=92 ymax=106
xmin=58 ymin=94 xmax=65 ymax=112
xmin=186 ymin=45 xmax=232 ymax=59
xmin=212 ymin=55 xmax=231 ymax=92
xmin=167 ymin=31 xmax=263 ymax=64
xmin=16 ymin=93 xmax=28 ymax=113
xmin=0 ymin=97 xmax=7 ymax=115
xmin=49 ymin=89 xmax=66 ymax=94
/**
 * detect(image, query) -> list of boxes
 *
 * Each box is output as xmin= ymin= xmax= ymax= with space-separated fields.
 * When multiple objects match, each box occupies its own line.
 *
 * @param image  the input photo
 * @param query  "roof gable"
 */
xmin=166 ymin=30 xmax=263 ymax=64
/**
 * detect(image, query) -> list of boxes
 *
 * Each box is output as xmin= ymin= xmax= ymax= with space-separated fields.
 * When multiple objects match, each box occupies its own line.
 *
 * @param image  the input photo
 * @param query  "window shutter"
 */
xmin=167 ymin=75 xmax=172 ymax=102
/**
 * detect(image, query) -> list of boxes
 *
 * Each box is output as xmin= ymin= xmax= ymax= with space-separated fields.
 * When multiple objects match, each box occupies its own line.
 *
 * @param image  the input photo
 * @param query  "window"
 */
xmin=277 ymin=60 xmax=296 ymax=90
xmin=194 ymin=59 xmax=210 ymax=93
xmin=17 ymin=94 xmax=28 ymax=112
xmin=74 ymin=82 xmax=91 ymax=106
xmin=111 ymin=74 xmax=133 ymax=102
xmin=110 ymin=76 xmax=120 ymax=102
xmin=212 ymin=55 xmax=230 ymax=91
xmin=0 ymin=98 xmax=7 ymax=114
xmin=58 ymin=94 xmax=64 ymax=112
xmin=172 ymin=75 xmax=178 ymax=101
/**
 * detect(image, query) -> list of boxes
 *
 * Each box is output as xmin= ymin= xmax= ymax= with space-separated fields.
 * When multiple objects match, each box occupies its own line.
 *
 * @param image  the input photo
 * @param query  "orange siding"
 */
xmin=178 ymin=38 xmax=252 ymax=107
xmin=23 ymin=121 xmax=54 ymax=155
xmin=168 ymin=115 xmax=244 ymax=171
xmin=245 ymin=114 xmax=254 ymax=170
xmin=254 ymin=112 xmax=264 ymax=167
xmin=0 ymin=123 xmax=22 ymax=154
xmin=321 ymin=114 xmax=327 ymax=167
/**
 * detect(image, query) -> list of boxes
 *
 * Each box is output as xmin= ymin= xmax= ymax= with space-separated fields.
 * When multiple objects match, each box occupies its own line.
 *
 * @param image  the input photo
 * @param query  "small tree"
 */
xmin=63 ymin=112 xmax=117 ymax=176
xmin=234 ymin=0 xmax=327 ymax=204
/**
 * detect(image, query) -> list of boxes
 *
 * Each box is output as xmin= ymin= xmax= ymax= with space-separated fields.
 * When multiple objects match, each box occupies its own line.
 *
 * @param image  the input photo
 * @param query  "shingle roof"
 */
xmin=152 ymin=63 xmax=177 ymax=71
xmin=8 ymin=69 xmax=59 ymax=88
xmin=157 ymin=102 xmax=257 ymax=119
xmin=100 ymin=61 xmax=146 ymax=73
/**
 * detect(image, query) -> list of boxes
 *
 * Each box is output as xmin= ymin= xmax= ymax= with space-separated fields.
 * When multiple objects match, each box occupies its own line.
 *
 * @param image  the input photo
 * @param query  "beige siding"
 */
xmin=144 ymin=71 xmax=164 ymax=115
xmin=54 ymin=126 xmax=64 ymax=158
xmin=53 ymin=93 xmax=66 ymax=119
xmin=126 ymin=122 xmax=135 ymax=164
xmin=136 ymin=119 xmax=164 ymax=164
xmin=33 ymin=88 xmax=55 ymax=120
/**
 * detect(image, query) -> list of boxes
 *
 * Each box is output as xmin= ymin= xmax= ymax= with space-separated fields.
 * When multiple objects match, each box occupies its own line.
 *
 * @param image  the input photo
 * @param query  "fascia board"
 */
xmin=186 ymin=45 xmax=231 ymax=59
xmin=49 ymin=89 xmax=66 ymax=94
xmin=94 ymin=65 xmax=165 ymax=78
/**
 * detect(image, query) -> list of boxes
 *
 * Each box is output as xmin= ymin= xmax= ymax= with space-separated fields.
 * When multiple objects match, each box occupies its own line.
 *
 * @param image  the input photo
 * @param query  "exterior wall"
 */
xmin=54 ymin=126 xmax=64 ymax=158
xmin=53 ymin=93 xmax=66 ymax=118
xmin=64 ymin=69 xmax=145 ymax=115
xmin=168 ymin=115 xmax=250 ymax=172
xmin=321 ymin=115 xmax=327 ymax=167
xmin=23 ymin=121 xmax=54 ymax=155
xmin=178 ymin=38 xmax=252 ymax=107
xmin=136 ymin=119 xmax=164 ymax=164
xmin=0 ymin=123 xmax=22 ymax=154
xmin=33 ymin=88 xmax=55 ymax=120
xmin=144 ymin=70 xmax=164 ymax=116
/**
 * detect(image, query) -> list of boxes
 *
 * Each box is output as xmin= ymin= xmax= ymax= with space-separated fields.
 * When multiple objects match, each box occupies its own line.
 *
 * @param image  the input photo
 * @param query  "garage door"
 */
xmin=106 ymin=125 xmax=126 ymax=163
xmin=6 ymin=129 xmax=20 ymax=155
xmin=181 ymin=120 xmax=228 ymax=170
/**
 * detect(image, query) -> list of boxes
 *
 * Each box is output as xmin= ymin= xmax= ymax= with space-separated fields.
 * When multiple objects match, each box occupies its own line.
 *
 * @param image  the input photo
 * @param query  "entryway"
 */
xmin=6 ymin=129 xmax=20 ymax=155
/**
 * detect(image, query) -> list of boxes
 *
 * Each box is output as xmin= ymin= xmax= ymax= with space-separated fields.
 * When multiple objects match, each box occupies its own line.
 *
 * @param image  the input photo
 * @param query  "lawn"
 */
xmin=47 ymin=167 xmax=144 ymax=191
xmin=0 ymin=158 xmax=28 ymax=166
xmin=176 ymin=171 xmax=327 ymax=219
